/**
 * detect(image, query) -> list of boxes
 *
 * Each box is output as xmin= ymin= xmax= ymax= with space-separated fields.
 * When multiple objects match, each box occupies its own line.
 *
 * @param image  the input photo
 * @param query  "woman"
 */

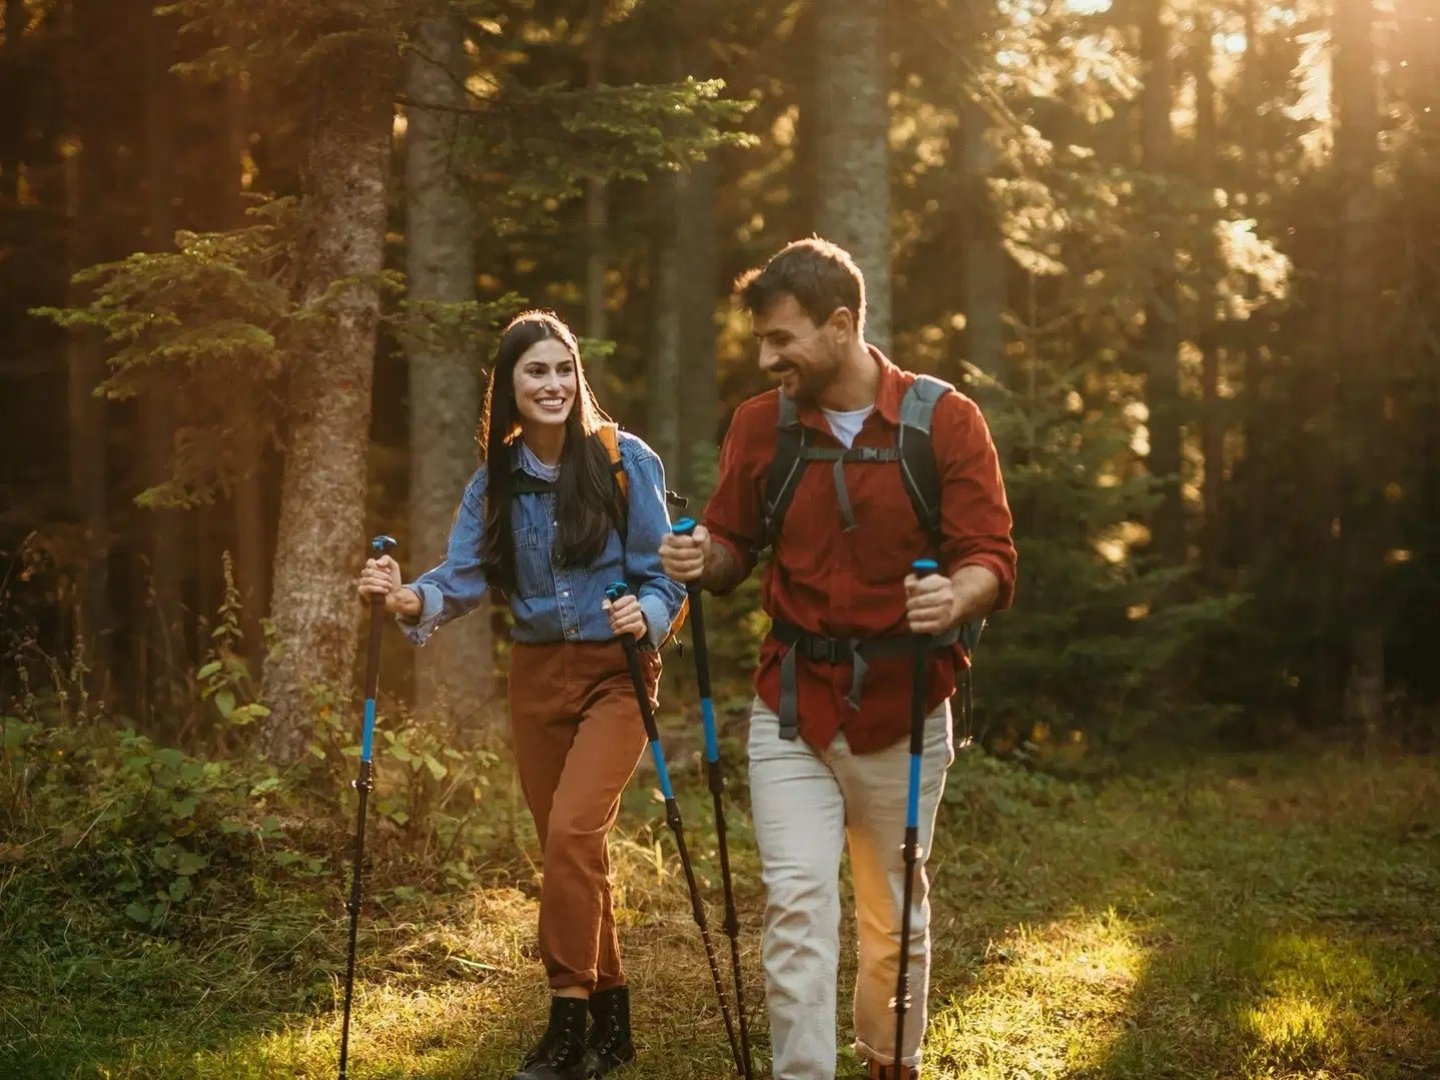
xmin=359 ymin=311 xmax=686 ymax=1080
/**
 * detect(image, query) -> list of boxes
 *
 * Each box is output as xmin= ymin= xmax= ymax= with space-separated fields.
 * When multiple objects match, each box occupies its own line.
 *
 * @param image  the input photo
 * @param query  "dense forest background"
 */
xmin=2 ymin=0 xmax=1438 ymax=756
xmin=4 ymin=0 xmax=1438 ymax=762
xmin=2 ymin=2 xmax=1439 ymax=1078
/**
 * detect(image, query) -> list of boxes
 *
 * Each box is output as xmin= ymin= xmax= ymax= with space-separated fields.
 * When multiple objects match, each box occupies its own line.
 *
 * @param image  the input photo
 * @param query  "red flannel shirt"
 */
xmin=703 ymin=348 xmax=1016 ymax=754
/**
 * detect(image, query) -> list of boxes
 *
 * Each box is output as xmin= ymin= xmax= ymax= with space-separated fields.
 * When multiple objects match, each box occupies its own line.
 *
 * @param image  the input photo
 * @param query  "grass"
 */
xmin=3 ymin=741 xmax=1438 ymax=1079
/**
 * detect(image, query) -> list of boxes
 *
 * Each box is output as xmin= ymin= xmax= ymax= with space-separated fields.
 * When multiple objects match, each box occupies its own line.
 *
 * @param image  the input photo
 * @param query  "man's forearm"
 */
xmin=701 ymin=540 xmax=747 ymax=595
xmin=951 ymin=564 xmax=1001 ymax=627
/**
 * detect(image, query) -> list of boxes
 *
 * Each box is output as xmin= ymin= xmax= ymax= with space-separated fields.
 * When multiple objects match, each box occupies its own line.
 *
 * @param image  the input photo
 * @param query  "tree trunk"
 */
xmin=647 ymin=167 xmax=683 ymax=472
xmin=225 ymin=50 xmax=271 ymax=665
xmin=959 ymin=95 xmax=1007 ymax=415
xmin=137 ymin=1 xmax=187 ymax=726
xmin=1193 ymin=19 xmax=1223 ymax=585
xmin=404 ymin=15 xmax=494 ymax=729
xmin=63 ymin=0 xmax=113 ymax=693
xmin=674 ymin=3 xmax=721 ymax=501
xmin=1239 ymin=0 xmax=1268 ymax=579
xmin=259 ymin=36 xmax=396 ymax=762
xmin=677 ymin=153 xmax=719 ymax=501
xmin=1138 ymin=0 xmax=1184 ymax=567
xmin=1332 ymin=0 xmax=1386 ymax=742
xmin=3 ymin=0 xmax=24 ymax=201
xmin=812 ymin=0 xmax=891 ymax=353
xmin=64 ymin=168 xmax=112 ymax=691
xmin=584 ymin=0 xmax=608 ymax=377
xmin=3 ymin=0 xmax=21 ymax=48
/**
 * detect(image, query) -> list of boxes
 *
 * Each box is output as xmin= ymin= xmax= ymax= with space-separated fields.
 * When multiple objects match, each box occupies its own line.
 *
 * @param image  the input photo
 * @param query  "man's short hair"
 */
xmin=734 ymin=237 xmax=867 ymax=332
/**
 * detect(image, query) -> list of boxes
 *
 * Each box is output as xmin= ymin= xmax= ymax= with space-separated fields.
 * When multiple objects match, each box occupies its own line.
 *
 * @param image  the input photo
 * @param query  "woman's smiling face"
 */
xmin=511 ymin=338 xmax=578 ymax=430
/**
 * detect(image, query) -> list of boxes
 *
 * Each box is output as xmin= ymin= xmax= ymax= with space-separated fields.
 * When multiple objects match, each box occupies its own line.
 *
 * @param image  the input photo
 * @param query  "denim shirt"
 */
xmin=397 ymin=430 xmax=687 ymax=651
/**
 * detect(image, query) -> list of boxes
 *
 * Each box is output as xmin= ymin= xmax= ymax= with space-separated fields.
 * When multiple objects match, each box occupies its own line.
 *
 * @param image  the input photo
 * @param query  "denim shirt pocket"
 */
xmin=513 ymin=524 xmax=553 ymax=599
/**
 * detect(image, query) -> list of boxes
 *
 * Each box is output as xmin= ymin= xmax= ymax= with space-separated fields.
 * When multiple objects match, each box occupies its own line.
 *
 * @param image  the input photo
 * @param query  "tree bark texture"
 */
xmin=3 ymin=0 xmax=26 ymax=201
xmin=259 ymin=34 xmax=396 ymax=762
xmin=404 ymin=15 xmax=494 ymax=728
xmin=674 ymin=4 xmax=721 ymax=502
xmin=63 ymin=0 xmax=114 ymax=690
xmin=677 ymin=154 xmax=719 ymax=501
xmin=584 ymin=0 xmax=609 ymax=379
xmin=813 ymin=0 xmax=891 ymax=354
xmin=225 ymin=55 xmax=272 ymax=664
xmin=1193 ymin=22 xmax=1224 ymax=585
xmin=1239 ymin=0 xmax=1268 ymax=571
xmin=137 ymin=1 xmax=187 ymax=724
xmin=647 ymin=167 xmax=683 ymax=474
xmin=1138 ymin=0 xmax=1185 ymax=567
xmin=959 ymin=96 xmax=1007 ymax=414
xmin=1332 ymin=0 xmax=1387 ymax=738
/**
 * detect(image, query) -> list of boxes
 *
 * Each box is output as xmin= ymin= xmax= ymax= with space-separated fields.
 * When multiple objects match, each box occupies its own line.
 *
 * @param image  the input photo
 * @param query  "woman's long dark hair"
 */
xmin=478 ymin=311 xmax=625 ymax=592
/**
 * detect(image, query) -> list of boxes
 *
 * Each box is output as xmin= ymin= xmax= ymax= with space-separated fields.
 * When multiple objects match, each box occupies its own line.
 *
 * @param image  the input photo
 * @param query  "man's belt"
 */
xmin=767 ymin=618 xmax=959 ymax=741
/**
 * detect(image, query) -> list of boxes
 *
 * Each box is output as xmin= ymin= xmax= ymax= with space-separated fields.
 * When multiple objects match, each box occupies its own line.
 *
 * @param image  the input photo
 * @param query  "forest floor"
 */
xmin=3 ymin=743 xmax=1439 ymax=1079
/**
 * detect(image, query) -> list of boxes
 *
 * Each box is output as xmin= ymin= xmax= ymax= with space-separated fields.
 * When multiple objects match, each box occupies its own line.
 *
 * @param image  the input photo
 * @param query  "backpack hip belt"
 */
xmin=768 ymin=617 xmax=959 ymax=741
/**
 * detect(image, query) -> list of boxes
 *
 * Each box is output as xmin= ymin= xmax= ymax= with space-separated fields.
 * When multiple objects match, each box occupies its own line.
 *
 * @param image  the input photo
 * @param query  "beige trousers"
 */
xmin=747 ymin=696 xmax=954 ymax=1079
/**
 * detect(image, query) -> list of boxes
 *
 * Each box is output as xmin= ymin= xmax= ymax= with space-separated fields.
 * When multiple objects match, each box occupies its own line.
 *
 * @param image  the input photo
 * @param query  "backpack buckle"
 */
xmin=805 ymin=636 xmax=847 ymax=664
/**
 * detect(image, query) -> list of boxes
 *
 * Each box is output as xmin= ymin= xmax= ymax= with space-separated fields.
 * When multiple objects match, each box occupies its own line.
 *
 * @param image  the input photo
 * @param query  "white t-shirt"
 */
xmin=821 ymin=404 xmax=875 ymax=449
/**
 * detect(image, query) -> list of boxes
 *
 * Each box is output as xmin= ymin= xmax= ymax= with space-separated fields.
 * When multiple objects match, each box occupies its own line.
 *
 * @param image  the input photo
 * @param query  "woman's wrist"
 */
xmin=390 ymin=585 xmax=422 ymax=618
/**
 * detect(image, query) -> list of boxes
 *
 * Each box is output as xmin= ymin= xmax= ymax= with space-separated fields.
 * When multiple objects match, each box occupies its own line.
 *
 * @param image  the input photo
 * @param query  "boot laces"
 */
xmin=525 ymin=1011 xmax=585 ymax=1066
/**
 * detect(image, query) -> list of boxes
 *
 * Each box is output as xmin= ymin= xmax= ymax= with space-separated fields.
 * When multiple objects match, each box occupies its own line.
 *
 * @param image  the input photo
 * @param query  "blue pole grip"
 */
xmin=700 ymin=698 xmax=720 ymax=763
xmin=605 ymin=581 xmax=628 ymax=603
xmin=906 ymin=752 xmax=922 ymax=828
xmin=649 ymin=739 xmax=676 ymax=799
xmin=361 ymin=698 xmax=376 ymax=763
xmin=912 ymin=558 xmax=940 ymax=576
xmin=671 ymin=518 xmax=720 ymax=762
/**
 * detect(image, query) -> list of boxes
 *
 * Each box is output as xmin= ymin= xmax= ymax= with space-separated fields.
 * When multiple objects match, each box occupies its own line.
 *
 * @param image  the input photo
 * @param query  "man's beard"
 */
xmin=780 ymin=351 xmax=839 ymax=404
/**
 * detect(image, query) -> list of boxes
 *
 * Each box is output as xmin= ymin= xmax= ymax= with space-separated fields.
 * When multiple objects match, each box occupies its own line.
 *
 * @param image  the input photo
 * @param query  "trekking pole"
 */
xmin=892 ymin=557 xmax=939 ymax=1077
xmin=670 ymin=519 xmax=753 ymax=1080
xmin=605 ymin=582 xmax=746 ymax=1078
xmin=338 ymin=533 xmax=396 ymax=1080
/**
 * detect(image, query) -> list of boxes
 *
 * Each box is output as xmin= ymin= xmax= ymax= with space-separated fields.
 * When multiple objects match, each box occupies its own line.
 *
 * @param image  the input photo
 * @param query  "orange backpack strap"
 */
xmin=597 ymin=422 xmax=690 ymax=648
xmin=598 ymin=423 xmax=628 ymax=501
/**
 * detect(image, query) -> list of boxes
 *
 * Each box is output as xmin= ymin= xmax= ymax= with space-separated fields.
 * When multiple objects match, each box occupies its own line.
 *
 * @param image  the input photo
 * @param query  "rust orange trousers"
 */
xmin=507 ymin=640 xmax=657 ymax=991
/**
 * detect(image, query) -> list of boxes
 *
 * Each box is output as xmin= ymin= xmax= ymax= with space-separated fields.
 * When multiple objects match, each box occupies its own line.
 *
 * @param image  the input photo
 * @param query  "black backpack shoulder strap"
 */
xmin=761 ymin=392 xmax=805 ymax=549
xmin=897 ymin=374 xmax=988 ymax=656
xmin=510 ymin=471 xmax=556 ymax=496
xmin=896 ymin=374 xmax=952 ymax=546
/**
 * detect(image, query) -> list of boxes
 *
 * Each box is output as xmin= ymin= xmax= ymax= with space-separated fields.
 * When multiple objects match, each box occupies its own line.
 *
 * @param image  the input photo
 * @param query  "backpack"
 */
xmin=760 ymin=376 xmax=982 ymax=644
xmin=516 ymin=423 xmax=690 ymax=648
xmin=758 ymin=375 xmax=984 ymax=739
xmin=761 ymin=373 xmax=950 ymax=561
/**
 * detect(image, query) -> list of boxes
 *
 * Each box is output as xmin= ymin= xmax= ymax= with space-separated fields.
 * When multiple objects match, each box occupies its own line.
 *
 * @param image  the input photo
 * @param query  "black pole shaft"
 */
xmin=686 ymin=584 xmax=753 ymax=1079
xmin=615 ymin=629 xmax=745 ymax=1077
xmin=339 ymin=592 xmax=385 ymax=1080
xmin=893 ymin=630 xmax=928 ymax=1075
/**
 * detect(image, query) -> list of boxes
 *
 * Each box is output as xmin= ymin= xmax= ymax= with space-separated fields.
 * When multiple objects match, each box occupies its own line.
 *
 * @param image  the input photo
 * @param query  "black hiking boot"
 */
xmin=513 ymin=996 xmax=589 ymax=1080
xmin=581 ymin=986 xmax=635 ymax=1077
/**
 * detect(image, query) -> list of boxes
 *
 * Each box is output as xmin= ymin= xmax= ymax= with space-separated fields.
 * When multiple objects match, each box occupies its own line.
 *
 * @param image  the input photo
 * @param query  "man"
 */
xmin=659 ymin=238 xmax=1016 ymax=1079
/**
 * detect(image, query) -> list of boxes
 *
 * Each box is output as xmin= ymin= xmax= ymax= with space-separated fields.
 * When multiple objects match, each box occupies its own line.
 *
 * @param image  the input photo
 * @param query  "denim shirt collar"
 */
xmin=512 ymin=440 xmax=560 ymax=482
